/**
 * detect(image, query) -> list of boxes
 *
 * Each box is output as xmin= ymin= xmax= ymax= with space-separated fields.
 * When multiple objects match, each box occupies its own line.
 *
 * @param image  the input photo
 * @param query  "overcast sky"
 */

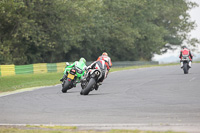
xmin=189 ymin=0 xmax=200 ymax=39
xmin=153 ymin=0 xmax=200 ymax=62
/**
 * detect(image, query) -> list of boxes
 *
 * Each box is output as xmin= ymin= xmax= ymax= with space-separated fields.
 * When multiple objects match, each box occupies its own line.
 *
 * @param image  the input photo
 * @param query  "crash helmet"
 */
xmin=182 ymin=46 xmax=187 ymax=49
xmin=102 ymin=52 xmax=108 ymax=56
xmin=79 ymin=57 xmax=86 ymax=64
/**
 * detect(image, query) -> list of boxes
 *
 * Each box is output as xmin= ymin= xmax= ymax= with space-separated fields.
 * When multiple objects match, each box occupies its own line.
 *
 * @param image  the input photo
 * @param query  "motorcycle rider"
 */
xmin=86 ymin=52 xmax=112 ymax=86
xmin=60 ymin=57 xmax=87 ymax=86
xmin=97 ymin=52 xmax=112 ymax=72
xmin=179 ymin=46 xmax=193 ymax=68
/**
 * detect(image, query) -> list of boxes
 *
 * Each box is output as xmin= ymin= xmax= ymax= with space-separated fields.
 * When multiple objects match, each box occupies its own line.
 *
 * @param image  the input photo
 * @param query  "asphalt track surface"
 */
xmin=0 ymin=64 xmax=200 ymax=132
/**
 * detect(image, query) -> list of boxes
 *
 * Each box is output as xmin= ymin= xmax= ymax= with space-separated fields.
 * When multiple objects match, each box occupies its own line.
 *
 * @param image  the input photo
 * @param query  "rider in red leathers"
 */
xmin=87 ymin=52 xmax=112 ymax=85
xmin=97 ymin=52 xmax=112 ymax=72
xmin=179 ymin=46 xmax=193 ymax=68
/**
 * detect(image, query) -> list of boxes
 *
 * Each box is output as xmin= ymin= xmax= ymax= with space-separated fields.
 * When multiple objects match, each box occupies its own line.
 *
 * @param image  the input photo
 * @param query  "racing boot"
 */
xmin=180 ymin=62 xmax=183 ymax=68
xmin=60 ymin=75 xmax=67 ymax=82
xmin=97 ymin=82 xmax=102 ymax=86
xmin=189 ymin=61 xmax=192 ymax=68
xmin=80 ymin=78 xmax=86 ymax=83
xmin=73 ymin=82 xmax=77 ymax=87
xmin=98 ymin=82 xmax=102 ymax=85
xmin=95 ymin=84 xmax=99 ymax=90
xmin=60 ymin=78 xmax=64 ymax=82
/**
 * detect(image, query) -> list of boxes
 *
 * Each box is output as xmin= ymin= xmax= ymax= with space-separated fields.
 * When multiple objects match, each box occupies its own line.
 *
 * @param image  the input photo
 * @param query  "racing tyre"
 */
xmin=62 ymin=79 xmax=71 ymax=93
xmin=183 ymin=63 xmax=188 ymax=74
xmin=81 ymin=78 xmax=96 ymax=95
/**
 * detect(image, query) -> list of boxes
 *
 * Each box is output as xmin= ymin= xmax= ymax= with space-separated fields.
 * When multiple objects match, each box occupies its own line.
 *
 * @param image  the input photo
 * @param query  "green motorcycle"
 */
xmin=61 ymin=58 xmax=87 ymax=93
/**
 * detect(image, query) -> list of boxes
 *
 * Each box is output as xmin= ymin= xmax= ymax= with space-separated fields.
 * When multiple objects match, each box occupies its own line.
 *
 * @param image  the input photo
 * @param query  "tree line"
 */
xmin=0 ymin=0 xmax=198 ymax=65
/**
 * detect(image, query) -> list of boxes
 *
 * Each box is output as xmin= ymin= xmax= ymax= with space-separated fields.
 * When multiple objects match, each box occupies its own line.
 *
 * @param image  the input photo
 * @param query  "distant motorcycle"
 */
xmin=80 ymin=60 xmax=107 ymax=95
xmin=181 ymin=55 xmax=191 ymax=74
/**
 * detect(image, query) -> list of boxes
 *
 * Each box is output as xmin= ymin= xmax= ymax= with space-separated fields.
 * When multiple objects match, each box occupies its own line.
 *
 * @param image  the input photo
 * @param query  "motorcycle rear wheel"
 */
xmin=62 ymin=79 xmax=71 ymax=93
xmin=81 ymin=78 xmax=96 ymax=95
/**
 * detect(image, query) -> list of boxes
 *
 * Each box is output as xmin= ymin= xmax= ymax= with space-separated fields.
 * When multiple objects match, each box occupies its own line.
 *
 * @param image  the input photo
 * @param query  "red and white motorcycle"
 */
xmin=180 ymin=55 xmax=191 ymax=74
xmin=80 ymin=60 xmax=107 ymax=95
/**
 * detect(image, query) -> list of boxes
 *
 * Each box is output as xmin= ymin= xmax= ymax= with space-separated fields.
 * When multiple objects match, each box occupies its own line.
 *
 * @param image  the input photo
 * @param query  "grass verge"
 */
xmin=0 ymin=125 xmax=186 ymax=133
xmin=110 ymin=63 xmax=179 ymax=73
xmin=26 ymin=125 xmax=77 ymax=130
xmin=0 ymin=72 xmax=62 ymax=92
xmin=0 ymin=63 xmax=179 ymax=93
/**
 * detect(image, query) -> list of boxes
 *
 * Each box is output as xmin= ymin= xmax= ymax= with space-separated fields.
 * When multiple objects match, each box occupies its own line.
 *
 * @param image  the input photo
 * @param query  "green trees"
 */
xmin=0 ymin=0 xmax=198 ymax=64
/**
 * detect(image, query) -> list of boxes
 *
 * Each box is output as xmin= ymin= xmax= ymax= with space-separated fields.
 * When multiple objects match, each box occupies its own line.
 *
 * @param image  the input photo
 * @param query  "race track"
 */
xmin=0 ymin=63 xmax=200 ymax=132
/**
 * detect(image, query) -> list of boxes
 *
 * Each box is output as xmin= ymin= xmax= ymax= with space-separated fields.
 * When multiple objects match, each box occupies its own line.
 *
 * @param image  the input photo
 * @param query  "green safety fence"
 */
xmin=47 ymin=63 xmax=57 ymax=72
xmin=112 ymin=61 xmax=158 ymax=67
xmin=0 ymin=61 xmax=158 ymax=77
xmin=86 ymin=61 xmax=158 ymax=67
xmin=15 ymin=64 xmax=33 ymax=75
xmin=0 ymin=62 xmax=66 ymax=77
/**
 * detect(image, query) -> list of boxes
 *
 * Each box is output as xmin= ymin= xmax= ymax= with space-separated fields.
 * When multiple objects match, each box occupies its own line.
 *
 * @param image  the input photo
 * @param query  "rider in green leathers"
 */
xmin=60 ymin=57 xmax=87 ymax=85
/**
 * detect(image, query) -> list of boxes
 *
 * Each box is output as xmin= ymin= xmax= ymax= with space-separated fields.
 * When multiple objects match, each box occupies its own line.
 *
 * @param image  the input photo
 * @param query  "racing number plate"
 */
xmin=67 ymin=74 xmax=75 ymax=80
